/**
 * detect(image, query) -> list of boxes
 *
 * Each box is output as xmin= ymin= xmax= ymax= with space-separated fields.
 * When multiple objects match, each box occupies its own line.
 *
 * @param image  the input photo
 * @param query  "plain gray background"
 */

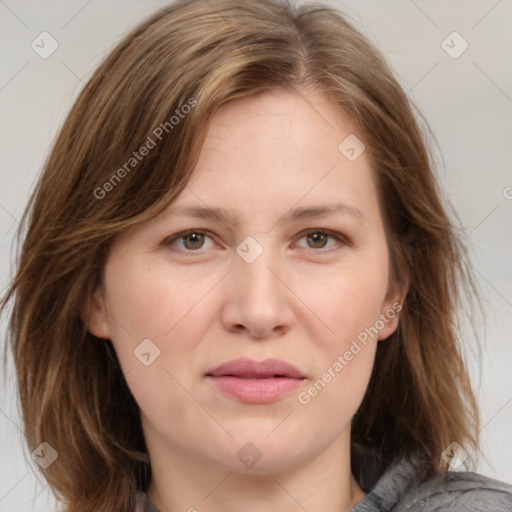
xmin=1 ymin=1 xmax=511 ymax=510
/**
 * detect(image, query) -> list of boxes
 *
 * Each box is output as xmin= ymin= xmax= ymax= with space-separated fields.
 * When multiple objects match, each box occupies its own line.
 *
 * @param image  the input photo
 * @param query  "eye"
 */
xmin=294 ymin=229 xmax=347 ymax=252
xmin=164 ymin=230 xmax=216 ymax=252
xmin=163 ymin=228 xmax=348 ymax=255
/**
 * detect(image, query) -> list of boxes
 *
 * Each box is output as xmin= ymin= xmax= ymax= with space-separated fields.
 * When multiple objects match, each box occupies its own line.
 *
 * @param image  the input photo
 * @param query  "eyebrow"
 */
xmin=165 ymin=202 xmax=364 ymax=226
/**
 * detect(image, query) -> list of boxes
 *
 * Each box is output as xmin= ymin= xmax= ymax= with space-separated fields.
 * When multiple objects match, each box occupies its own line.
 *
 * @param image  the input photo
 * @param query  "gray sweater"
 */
xmin=136 ymin=451 xmax=512 ymax=511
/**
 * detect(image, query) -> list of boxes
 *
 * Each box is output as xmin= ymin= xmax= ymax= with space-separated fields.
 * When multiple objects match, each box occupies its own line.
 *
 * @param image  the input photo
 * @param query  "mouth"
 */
xmin=205 ymin=358 xmax=305 ymax=404
xmin=206 ymin=357 xmax=305 ymax=379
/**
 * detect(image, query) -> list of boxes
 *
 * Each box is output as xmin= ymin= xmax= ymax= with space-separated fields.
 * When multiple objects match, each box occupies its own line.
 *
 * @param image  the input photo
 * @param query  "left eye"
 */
xmin=294 ymin=229 xmax=343 ymax=251
xmin=164 ymin=229 xmax=345 ymax=253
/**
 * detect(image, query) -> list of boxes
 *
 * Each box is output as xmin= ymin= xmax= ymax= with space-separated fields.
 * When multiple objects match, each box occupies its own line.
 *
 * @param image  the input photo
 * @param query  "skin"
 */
xmin=88 ymin=88 xmax=403 ymax=511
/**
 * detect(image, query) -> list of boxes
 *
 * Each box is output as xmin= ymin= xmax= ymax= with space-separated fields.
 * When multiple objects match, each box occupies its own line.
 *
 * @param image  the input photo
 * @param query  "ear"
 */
xmin=377 ymin=278 xmax=408 ymax=342
xmin=378 ymin=234 xmax=413 ymax=341
xmin=82 ymin=285 xmax=111 ymax=339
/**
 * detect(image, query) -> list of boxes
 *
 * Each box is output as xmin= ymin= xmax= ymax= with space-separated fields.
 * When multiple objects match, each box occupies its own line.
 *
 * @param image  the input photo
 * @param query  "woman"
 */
xmin=1 ymin=0 xmax=511 ymax=511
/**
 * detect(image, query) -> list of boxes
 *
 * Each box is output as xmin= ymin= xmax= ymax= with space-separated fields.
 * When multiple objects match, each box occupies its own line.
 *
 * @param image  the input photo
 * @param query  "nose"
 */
xmin=220 ymin=243 xmax=295 ymax=340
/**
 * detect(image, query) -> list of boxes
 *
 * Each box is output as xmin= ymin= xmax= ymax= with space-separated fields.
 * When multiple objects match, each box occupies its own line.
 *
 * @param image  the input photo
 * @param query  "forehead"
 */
xmin=203 ymin=88 xmax=358 ymax=155
xmin=109 ymin=89 xmax=388 ymax=253
xmin=130 ymin=88 xmax=382 ymax=238
xmin=168 ymin=90 xmax=376 ymax=214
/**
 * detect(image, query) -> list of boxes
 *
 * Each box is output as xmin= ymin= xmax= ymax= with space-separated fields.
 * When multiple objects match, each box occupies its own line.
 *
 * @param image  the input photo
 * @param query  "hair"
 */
xmin=1 ymin=0 xmax=481 ymax=510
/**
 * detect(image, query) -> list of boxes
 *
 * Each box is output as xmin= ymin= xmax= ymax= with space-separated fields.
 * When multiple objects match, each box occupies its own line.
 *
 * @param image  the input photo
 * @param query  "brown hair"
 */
xmin=1 ymin=0 xmax=481 ymax=510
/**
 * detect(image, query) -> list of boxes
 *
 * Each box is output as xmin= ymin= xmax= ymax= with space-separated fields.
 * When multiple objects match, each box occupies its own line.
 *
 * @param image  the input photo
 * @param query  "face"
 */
xmin=88 ymin=89 xmax=401 ymax=474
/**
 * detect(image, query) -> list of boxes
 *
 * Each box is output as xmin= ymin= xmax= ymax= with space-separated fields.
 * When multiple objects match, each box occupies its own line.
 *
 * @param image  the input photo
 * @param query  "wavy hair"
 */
xmin=1 ymin=0 xmax=480 ymax=510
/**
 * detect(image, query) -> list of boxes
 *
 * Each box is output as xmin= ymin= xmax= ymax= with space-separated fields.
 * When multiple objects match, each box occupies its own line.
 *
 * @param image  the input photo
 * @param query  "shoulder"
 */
xmin=350 ymin=448 xmax=512 ymax=512
xmin=398 ymin=470 xmax=512 ymax=512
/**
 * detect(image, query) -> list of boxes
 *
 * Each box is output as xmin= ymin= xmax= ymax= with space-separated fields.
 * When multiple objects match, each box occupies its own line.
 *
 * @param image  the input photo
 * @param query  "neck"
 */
xmin=145 ymin=429 xmax=366 ymax=512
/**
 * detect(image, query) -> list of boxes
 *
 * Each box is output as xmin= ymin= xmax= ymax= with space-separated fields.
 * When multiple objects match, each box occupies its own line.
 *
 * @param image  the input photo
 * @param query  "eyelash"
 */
xmin=163 ymin=228 xmax=349 ymax=255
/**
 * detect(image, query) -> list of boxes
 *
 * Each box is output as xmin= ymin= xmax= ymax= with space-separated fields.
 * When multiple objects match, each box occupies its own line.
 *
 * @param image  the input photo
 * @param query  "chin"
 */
xmin=208 ymin=430 xmax=317 ymax=475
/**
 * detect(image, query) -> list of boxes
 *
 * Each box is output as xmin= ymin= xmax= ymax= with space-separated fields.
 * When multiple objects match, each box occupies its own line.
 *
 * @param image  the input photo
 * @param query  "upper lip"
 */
xmin=206 ymin=358 xmax=305 ymax=379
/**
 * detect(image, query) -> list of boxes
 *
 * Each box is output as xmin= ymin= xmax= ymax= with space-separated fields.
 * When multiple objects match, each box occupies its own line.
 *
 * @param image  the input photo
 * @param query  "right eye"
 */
xmin=163 ymin=229 xmax=217 ymax=252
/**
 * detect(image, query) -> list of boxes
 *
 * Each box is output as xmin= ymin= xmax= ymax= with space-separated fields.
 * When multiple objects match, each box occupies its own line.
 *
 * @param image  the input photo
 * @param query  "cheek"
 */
xmin=104 ymin=257 xmax=217 ymax=342
xmin=296 ymin=270 xmax=382 ymax=431
xmin=102 ymin=260 xmax=212 ymax=428
xmin=300 ymin=253 xmax=390 ymax=351
xmin=295 ymin=340 xmax=376 ymax=452
xmin=102 ymin=257 xmax=222 ymax=415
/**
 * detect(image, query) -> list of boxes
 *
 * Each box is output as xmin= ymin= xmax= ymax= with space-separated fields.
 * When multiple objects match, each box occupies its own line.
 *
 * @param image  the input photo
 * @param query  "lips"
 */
xmin=206 ymin=358 xmax=305 ymax=379
xmin=206 ymin=358 xmax=305 ymax=404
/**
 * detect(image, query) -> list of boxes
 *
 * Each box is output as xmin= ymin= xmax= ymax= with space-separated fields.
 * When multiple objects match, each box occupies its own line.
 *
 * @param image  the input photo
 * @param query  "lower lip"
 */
xmin=207 ymin=376 xmax=303 ymax=404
